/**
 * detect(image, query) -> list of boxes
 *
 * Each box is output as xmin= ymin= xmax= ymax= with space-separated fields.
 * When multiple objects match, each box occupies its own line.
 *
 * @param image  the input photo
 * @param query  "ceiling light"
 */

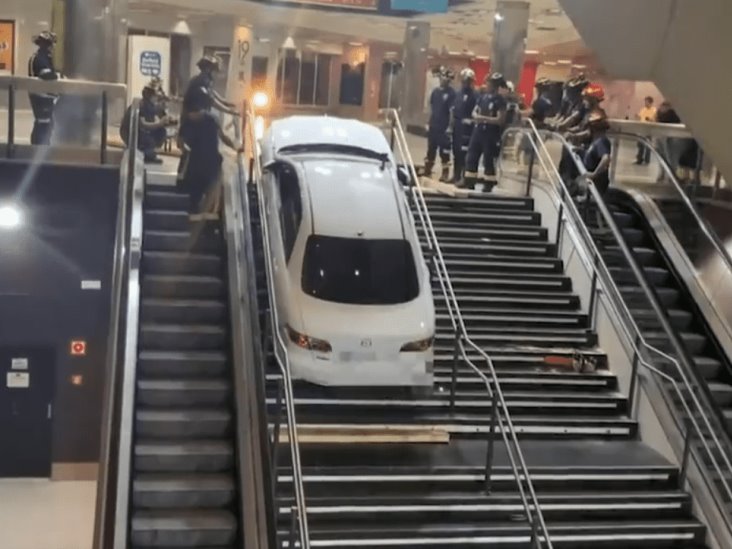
xmin=557 ymin=59 xmax=572 ymax=65
xmin=0 ymin=204 xmax=22 ymax=229
xmin=525 ymin=50 xmax=540 ymax=55
xmin=282 ymin=36 xmax=296 ymax=50
xmin=349 ymin=41 xmax=363 ymax=46
xmin=494 ymin=13 xmax=505 ymax=22
xmin=543 ymin=61 xmax=557 ymax=66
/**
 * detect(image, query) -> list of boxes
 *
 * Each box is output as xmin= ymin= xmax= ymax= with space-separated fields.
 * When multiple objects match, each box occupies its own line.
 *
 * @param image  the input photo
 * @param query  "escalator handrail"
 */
xmin=246 ymin=108 xmax=310 ymax=549
xmin=385 ymin=109 xmax=553 ymax=549
xmin=92 ymin=99 xmax=144 ymax=549
xmin=225 ymin=115 xmax=271 ymax=548
xmin=611 ymin=131 xmax=732 ymax=274
xmin=517 ymin=121 xmax=732 ymax=506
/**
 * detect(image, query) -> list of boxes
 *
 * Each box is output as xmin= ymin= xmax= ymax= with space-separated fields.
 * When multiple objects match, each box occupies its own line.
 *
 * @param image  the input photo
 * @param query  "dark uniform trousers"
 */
xmin=426 ymin=125 xmax=451 ymax=169
xmin=465 ymin=125 xmax=500 ymax=183
xmin=29 ymin=96 xmax=54 ymax=145
xmin=452 ymin=119 xmax=474 ymax=181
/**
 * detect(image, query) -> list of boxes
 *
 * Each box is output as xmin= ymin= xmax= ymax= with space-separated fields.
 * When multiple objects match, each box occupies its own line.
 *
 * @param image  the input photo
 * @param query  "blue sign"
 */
xmin=390 ymin=0 xmax=447 ymax=12
xmin=140 ymin=51 xmax=162 ymax=77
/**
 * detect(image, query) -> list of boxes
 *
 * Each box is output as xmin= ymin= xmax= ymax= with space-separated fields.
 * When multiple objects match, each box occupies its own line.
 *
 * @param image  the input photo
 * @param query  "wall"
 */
xmin=0 ymin=160 xmax=119 ymax=473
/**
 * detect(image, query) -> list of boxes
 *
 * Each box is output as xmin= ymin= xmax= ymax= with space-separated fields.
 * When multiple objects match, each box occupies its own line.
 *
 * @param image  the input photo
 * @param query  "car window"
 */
xmin=301 ymin=235 xmax=419 ymax=305
xmin=276 ymin=165 xmax=302 ymax=262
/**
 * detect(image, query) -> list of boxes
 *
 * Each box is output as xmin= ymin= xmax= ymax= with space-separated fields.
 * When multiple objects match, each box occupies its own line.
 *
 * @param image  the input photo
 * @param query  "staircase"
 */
xmin=128 ymin=185 xmax=240 ymax=548
xmin=251 ymin=181 xmax=708 ymax=547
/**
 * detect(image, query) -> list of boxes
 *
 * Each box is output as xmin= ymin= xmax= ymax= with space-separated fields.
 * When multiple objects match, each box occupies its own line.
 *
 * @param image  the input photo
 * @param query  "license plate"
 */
xmin=339 ymin=351 xmax=377 ymax=362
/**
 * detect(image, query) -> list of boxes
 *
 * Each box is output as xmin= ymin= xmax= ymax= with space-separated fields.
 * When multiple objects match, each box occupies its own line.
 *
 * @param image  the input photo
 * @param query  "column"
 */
xmin=491 ymin=0 xmax=530 ymax=86
xmin=58 ymin=0 xmax=128 ymax=143
xmin=400 ymin=21 xmax=430 ymax=127
xmin=226 ymin=22 xmax=254 ymax=111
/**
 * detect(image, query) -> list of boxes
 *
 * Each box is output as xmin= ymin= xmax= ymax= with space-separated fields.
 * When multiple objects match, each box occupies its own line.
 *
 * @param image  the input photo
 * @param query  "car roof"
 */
xmin=300 ymin=158 xmax=405 ymax=240
xmin=268 ymin=116 xmax=392 ymax=157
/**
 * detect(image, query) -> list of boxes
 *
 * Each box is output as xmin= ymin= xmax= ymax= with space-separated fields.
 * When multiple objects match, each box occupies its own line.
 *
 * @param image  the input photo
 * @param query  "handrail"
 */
xmin=385 ymin=109 xmax=553 ymax=549
xmin=611 ymin=131 xmax=732 ymax=275
xmin=511 ymin=121 xmax=732 ymax=514
xmin=247 ymin=107 xmax=311 ymax=549
xmin=226 ymin=114 xmax=271 ymax=548
xmin=92 ymin=99 xmax=144 ymax=549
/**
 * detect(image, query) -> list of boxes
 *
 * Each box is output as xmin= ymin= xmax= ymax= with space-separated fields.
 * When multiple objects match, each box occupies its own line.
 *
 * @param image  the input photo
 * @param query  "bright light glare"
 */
xmin=494 ymin=12 xmax=504 ymax=21
xmin=252 ymin=91 xmax=269 ymax=109
xmin=0 ymin=205 xmax=21 ymax=229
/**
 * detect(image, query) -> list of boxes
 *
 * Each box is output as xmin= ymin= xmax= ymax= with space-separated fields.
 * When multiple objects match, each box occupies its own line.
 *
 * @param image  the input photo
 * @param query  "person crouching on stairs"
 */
xmin=425 ymin=66 xmax=456 ymax=182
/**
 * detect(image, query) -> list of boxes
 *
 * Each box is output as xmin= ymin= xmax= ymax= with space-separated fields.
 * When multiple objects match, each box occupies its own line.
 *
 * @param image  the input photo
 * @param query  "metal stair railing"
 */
xmin=385 ymin=109 xmax=553 ymax=549
xmin=505 ymin=120 xmax=732 ymax=526
xmin=245 ymin=107 xmax=310 ymax=549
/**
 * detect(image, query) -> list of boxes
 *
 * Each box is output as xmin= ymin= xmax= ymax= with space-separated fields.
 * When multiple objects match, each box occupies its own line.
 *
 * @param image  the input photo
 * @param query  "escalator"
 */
xmin=93 ymin=106 xmax=267 ymax=549
xmin=588 ymin=187 xmax=732 ymax=433
xmin=129 ymin=186 xmax=239 ymax=546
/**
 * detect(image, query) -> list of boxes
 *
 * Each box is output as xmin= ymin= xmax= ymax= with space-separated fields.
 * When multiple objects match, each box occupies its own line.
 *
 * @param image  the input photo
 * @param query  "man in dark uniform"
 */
xmin=461 ymin=73 xmax=508 ymax=191
xmin=424 ymin=66 xmax=456 ymax=181
xmin=451 ymin=68 xmax=478 ymax=184
xmin=519 ymin=77 xmax=554 ymax=165
xmin=178 ymin=55 xmax=242 ymax=221
xmin=120 ymin=83 xmax=177 ymax=163
xmin=27 ymin=31 xmax=60 ymax=145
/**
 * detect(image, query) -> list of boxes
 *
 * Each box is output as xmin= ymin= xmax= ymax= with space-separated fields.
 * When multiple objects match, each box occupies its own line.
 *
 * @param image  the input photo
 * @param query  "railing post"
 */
xmin=288 ymin=506 xmax=298 ymax=549
xmin=100 ymin=91 xmax=109 ymax=164
xmin=587 ymin=255 xmax=599 ymax=332
xmin=526 ymin=145 xmax=536 ymax=197
xmin=679 ymin=418 xmax=693 ymax=490
xmin=389 ymin=113 xmax=396 ymax=152
xmin=485 ymin=393 xmax=498 ymax=494
xmin=7 ymin=85 xmax=15 ymax=158
xmin=627 ymin=335 xmax=642 ymax=419
xmin=554 ymin=202 xmax=564 ymax=249
xmin=450 ymin=332 xmax=459 ymax=412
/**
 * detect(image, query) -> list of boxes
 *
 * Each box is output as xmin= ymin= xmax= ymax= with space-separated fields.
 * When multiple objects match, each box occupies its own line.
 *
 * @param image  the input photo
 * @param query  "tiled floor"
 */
xmin=0 ymin=479 xmax=96 ymax=549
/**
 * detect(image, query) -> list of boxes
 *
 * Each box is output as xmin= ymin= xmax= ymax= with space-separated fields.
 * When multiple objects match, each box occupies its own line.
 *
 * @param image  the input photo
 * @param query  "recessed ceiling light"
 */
xmin=525 ymin=50 xmax=540 ymax=55
xmin=349 ymin=41 xmax=363 ymax=46
xmin=557 ymin=59 xmax=572 ymax=65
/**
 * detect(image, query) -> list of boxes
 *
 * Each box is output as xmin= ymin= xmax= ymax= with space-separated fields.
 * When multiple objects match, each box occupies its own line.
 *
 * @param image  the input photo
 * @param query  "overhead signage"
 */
xmin=391 ymin=0 xmax=448 ymax=12
xmin=278 ymin=0 xmax=378 ymax=10
xmin=140 ymin=51 xmax=162 ymax=77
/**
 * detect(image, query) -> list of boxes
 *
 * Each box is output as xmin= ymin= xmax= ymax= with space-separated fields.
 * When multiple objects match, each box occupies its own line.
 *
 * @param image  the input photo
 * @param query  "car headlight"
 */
xmin=400 ymin=336 xmax=434 ymax=352
xmin=286 ymin=325 xmax=332 ymax=353
xmin=252 ymin=91 xmax=270 ymax=110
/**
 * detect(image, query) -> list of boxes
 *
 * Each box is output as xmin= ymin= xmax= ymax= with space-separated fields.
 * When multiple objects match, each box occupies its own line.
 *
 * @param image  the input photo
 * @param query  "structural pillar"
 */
xmin=491 ymin=0 xmax=530 ymax=86
xmin=226 ymin=23 xmax=254 ymax=112
xmin=400 ymin=21 xmax=430 ymax=127
xmin=58 ymin=0 xmax=128 ymax=143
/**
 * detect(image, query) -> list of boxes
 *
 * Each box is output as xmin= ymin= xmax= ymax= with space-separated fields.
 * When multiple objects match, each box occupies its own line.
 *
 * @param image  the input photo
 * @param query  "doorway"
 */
xmin=0 ymin=347 xmax=55 ymax=477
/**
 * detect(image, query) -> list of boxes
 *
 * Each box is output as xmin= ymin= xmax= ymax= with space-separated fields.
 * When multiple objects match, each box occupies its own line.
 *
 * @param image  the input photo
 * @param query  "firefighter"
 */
xmin=560 ymin=82 xmax=608 ymax=193
xmin=451 ymin=68 xmax=478 ymax=183
xmin=554 ymin=74 xmax=589 ymax=132
xmin=120 ymin=82 xmax=177 ymax=163
xmin=461 ymin=73 xmax=508 ymax=191
xmin=177 ymin=55 xmax=242 ymax=222
xmin=519 ymin=77 xmax=554 ymax=165
xmin=425 ymin=66 xmax=456 ymax=181
xmin=27 ymin=31 xmax=60 ymax=145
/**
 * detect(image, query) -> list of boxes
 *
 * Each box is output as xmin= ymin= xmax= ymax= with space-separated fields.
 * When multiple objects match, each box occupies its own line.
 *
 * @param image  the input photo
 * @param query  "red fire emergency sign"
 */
xmin=70 ymin=340 xmax=87 ymax=356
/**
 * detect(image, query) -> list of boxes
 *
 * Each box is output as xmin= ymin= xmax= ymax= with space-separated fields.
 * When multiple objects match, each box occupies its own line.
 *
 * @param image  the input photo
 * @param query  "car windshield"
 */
xmin=302 ymin=235 xmax=419 ymax=305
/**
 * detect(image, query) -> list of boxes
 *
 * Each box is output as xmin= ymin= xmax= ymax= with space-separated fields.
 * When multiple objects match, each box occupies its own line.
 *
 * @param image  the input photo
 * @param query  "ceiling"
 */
xmin=130 ymin=0 xmax=585 ymax=58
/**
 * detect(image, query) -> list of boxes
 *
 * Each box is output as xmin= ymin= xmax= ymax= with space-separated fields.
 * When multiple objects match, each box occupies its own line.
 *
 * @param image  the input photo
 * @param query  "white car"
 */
xmin=259 ymin=116 xmax=435 ymax=387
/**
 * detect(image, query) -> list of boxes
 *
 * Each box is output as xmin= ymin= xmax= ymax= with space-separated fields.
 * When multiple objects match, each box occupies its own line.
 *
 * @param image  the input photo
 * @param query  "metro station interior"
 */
xmin=1 ymin=0 xmax=732 ymax=548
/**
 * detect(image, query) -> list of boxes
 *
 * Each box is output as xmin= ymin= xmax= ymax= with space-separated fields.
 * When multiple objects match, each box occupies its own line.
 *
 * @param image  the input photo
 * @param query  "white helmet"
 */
xmin=506 ymin=80 xmax=515 ymax=92
xmin=460 ymin=68 xmax=476 ymax=82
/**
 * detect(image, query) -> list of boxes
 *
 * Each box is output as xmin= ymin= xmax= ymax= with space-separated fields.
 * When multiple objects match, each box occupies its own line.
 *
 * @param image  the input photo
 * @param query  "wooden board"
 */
xmin=278 ymin=424 xmax=450 ymax=444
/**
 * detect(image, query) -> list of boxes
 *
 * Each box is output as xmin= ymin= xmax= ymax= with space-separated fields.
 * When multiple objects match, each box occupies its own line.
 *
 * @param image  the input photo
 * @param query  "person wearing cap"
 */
xmin=519 ymin=78 xmax=554 ymax=165
xmin=27 ymin=31 xmax=60 ymax=145
xmin=425 ymin=66 xmax=457 ymax=181
xmin=178 ymin=55 xmax=242 ymax=222
xmin=554 ymin=75 xmax=589 ymax=132
xmin=450 ymin=68 xmax=478 ymax=183
xmin=582 ymin=112 xmax=613 ymax=195
xmin=461 ymin=72 xmax=508 ymax=190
